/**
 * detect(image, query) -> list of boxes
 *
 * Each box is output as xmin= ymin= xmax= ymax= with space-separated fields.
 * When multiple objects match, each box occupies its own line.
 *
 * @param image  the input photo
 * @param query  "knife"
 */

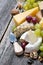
xmin=9 ymin=32 xmax=23 ymax=55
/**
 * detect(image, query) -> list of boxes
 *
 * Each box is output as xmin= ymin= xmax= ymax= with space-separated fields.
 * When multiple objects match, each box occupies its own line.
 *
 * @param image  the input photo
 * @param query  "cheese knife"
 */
xmin=9 ymin=32 xmax=23 ymax=55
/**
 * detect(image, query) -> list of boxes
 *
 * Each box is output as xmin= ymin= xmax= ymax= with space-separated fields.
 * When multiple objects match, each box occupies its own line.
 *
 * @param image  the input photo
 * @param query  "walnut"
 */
xmin=38 ymin=56 xmax=43 ymax=62
xmin=30 ymin=51 xmax=38 ymax=59
xmin=11 ymin=8 xmax=19 ymax=15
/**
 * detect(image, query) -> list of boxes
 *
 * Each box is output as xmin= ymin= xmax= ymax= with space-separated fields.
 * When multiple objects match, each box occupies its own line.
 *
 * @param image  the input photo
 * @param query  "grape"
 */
xmin=32 ymin=17 xmax=37 ymax=24
xmin=12 ymin=25 xmax=16 ymax=32
xmin=34 ymin=29 xmax=41 ymax=37
xmin=39 ymin=46 xmax=43 ymax=52
xmin=33 ymin=2 xmax=38 ymax=8
xmin=41 ymin=30 xmax=43 ymax=37
xmin=41 ymin=43 xmax=43 ymax=46
xmin=21 ymin=41 xmax=28 ymax=50
xmin=26 ymin=16 xmax=32 ymax=22
xmin=39 ymin=52 xmax=43 ymax=57
xmin=35 ymin=23 xmax=41 ymax=29
xmin=23 ymin=2 xmax=29 ymax=10
xmin=27 ymin=0 xmax=31 ymax=3
xmin=30 ymin=0 xmax=35 ymax=4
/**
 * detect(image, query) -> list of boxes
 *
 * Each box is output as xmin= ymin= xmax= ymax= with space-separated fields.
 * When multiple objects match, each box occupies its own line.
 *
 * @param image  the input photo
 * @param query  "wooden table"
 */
xmin=0 ymin=0 xmax=43 ymax=65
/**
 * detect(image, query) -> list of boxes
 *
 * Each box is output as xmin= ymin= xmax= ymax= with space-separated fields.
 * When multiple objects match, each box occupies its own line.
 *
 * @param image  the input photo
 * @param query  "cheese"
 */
xmin=39 ymin=18 xmax=43 ymax=29
xmin=13 ymin=7 xmax=39 ymax=26
xmin=38 ymin=1 xmax=43 ymax=16
xmin=13 ymin=42 xmax=23 ymax=55
xmin=25 ymin=37 xmax=42 ymax=53
xmin=36 ymin=11 xmax=42 ymax=21
xmin=20 ymin=30 xmax=37 ymax=44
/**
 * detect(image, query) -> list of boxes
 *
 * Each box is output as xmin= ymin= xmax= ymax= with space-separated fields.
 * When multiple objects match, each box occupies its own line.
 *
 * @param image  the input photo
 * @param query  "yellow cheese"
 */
xmin=13 ymin=7 xmax=39 ymax=26
xmin=39 ymin=18 xmax=43 ymax=29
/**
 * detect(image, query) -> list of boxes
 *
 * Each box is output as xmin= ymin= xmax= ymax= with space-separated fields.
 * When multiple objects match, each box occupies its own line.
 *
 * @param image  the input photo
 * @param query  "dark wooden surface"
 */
xmin=0 ymin=0 xmax=16 ymax=41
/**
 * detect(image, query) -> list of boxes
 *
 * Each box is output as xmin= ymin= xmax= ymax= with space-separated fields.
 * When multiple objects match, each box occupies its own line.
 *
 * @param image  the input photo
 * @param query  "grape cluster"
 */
xmin=23 ymin=0 xmax=38 ymax=10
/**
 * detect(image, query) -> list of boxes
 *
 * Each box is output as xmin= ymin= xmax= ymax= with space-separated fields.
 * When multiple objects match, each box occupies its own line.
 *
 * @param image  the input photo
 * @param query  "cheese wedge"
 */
xmin=13 ymin=7 xmax=39 ymax=26
xmin=13 ymin=42 xmax=23 ymax=55
xmin=36 ymin=11 xmax=42 ymax=21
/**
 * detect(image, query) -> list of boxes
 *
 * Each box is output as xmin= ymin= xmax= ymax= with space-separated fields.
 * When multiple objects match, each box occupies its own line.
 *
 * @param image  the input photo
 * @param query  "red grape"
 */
xmin=21 ymin=41 xmax=28 ymax=50
xmin=26 ymin=16 xmax=32 ymax=22
xmin=32 ymin=17 xmax=37 ymax=24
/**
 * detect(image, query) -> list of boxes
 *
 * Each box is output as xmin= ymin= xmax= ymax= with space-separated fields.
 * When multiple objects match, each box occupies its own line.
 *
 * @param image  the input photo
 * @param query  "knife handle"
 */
xmin=13 ymin=42 xmax=23 ymax=55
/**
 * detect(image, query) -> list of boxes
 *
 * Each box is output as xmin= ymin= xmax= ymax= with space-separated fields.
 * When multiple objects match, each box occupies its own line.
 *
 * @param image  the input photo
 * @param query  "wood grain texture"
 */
xmin=0 ymin=0 xmax=16 ymax=41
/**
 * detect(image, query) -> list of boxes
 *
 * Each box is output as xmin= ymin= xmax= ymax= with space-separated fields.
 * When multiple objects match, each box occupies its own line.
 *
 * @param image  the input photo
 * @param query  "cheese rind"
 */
xmin=13 ymin=7 xmax=39 ymax=26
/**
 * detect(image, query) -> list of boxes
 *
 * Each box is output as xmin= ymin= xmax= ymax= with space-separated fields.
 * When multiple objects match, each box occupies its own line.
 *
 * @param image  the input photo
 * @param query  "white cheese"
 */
xmin=20 ymin=30 xmax=37 ymax=44
xmin=25 ymin=37 xmax=42 ymax=53
xmin=13 ymin=42 xmax=23 ymax=55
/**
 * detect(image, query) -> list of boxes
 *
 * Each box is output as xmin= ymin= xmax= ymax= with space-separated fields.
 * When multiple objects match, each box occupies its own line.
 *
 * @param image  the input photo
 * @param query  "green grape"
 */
xmin=35 ymin=23 xmax=41 ymax=30
xmin=33 ymin=2 xmax=38 ymax=8
xmin=39 ymin=52 xmax=43 ymax=57
xmin=30 ymin=0 xmax=35 ymax=4
xmin=23 ymin=2 xmax=29 ymax=10
xmin=41 ymin=30 xmax=43 ymax=37
xmin=41 ymin=43 xmax=43 ymax=46
xmin=27 ymin=0 xmax=31 ymax=3
xmin=23 ymin=2 xmax=32 ymax=10
xmin=12 ymin=25 xmax=16 ymax=32
xmin=34 ymin=29 xmax=41 ymax=37
xmin=39 ymin=46 xmax=43 ymax=52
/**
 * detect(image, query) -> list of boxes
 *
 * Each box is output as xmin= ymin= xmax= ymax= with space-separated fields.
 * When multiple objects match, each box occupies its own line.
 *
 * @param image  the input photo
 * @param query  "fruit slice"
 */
xmin=13 ymin=7 xmax=39 ymax=26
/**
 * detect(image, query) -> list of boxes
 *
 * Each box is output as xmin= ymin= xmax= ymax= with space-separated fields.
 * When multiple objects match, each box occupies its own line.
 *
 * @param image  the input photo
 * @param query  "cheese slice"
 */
xmin=36 ymin=11 xmax=42 ymax=21
xmin=13 ymin=42 xmax=23 ymax=55
xmin=13 ymin=7 xmax=39 ymax=26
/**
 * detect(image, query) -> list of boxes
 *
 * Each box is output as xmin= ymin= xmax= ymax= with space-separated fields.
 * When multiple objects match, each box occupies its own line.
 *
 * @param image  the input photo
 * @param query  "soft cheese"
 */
xmin=13 ymin=42 xmax=23 ymax=55
xmin=25 ymin=37 xmax=42 ymax=53
xmin=13 ymin=7 xmax=39 ymax=26
xmin=20 ymin=30 xmax=37 ymax=44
